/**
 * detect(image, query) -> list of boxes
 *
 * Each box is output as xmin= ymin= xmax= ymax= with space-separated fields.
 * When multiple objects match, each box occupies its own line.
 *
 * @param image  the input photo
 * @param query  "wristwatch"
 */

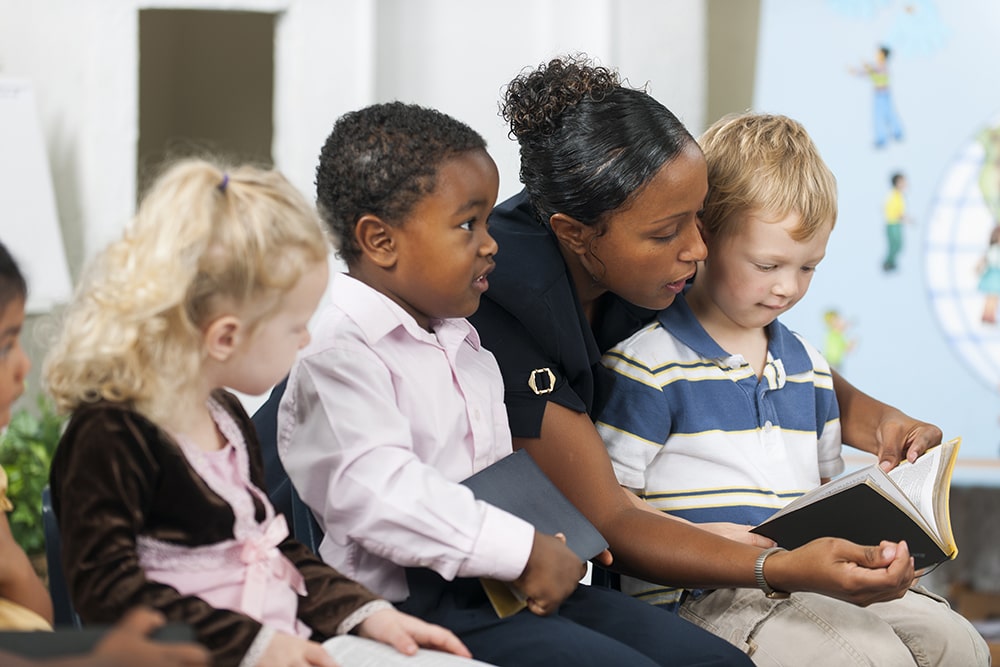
xmin=754 ymin=547 xmax=790 ymax=599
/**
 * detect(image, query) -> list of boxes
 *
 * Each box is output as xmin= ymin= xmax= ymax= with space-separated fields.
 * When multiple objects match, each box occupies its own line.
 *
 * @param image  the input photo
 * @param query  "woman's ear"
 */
xmin=549 ymin=213 xmax=595 ymax=256
xmin=355 ymin=214 xmax=398 ymax=268
xmin=203 ymin=315 xmax=242 ymax=362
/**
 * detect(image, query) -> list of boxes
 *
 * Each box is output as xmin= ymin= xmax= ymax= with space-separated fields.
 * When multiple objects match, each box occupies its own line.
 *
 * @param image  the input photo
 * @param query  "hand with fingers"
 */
xmin=511 ymin=531 xmax=584 ymax=616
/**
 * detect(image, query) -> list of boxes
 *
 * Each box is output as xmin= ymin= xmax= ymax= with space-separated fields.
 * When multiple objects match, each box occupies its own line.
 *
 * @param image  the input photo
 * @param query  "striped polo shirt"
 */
xmin=596 ymin=293 xmax=844 ymax=607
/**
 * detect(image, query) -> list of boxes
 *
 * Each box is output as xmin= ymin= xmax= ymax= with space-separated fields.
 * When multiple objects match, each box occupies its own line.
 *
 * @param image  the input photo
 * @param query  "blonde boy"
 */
xmin=597 ymin=113 xmax=988 ymax=666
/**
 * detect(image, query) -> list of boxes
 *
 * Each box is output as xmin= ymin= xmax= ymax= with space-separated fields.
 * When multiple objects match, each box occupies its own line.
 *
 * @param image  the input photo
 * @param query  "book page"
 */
xmin=887 ymin=445 xmax=943 ymax=536
xmin=323 ymin=635 xmax=496 ymax=666
xmin=889 ymin=438 xmax=960 ymax=552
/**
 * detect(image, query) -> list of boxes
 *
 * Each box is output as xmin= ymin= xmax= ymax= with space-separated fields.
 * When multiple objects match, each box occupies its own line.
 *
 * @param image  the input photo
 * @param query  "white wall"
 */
xmin=0 ymin=0 xmax=705 ymax=274
xmin=0 ymin=0 xmax=705 ymax=412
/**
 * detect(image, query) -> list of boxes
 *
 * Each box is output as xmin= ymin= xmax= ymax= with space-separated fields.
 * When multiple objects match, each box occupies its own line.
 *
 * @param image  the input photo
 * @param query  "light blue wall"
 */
xmin=755 ymin=0 xmax=1000 ymax=468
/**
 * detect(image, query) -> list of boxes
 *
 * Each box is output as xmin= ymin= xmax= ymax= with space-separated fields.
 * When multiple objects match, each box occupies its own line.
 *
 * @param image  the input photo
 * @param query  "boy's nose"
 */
xmin=772 ymin=275 xmax=798 ymax=299
xmin=481 ymin=228 xmax=499 ymax=256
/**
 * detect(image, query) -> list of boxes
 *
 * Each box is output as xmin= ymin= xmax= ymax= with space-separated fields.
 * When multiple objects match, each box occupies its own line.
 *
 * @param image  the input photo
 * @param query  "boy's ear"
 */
xmin=355 ymin=214 xmax=398 ymax=268
xmin=549 ymin=213 xmax=595 ymax=256
xmin=203 ymin=315 xmax=242 ymax=362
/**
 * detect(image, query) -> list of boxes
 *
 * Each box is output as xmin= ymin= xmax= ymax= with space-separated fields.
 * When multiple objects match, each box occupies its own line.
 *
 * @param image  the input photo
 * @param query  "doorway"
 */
xmin=138 ymin=9 xmax=275 ymax=196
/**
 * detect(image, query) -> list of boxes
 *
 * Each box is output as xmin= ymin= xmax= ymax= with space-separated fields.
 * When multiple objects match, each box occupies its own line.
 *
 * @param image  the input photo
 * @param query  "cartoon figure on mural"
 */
xmin=882 ymin=171 xmax=910 ymax=272
xmin=975 ymin=126 xmax=1000 ymax=324
xmin=977 ymin=125 xmax=1000 ymax=221
xmin=822 ymin=309 xmax=857 ymax=372
xmin=851 ymin=46 xmax=904 ymax=149
xmin=976 ymin=225 xmax=1000 ymax=324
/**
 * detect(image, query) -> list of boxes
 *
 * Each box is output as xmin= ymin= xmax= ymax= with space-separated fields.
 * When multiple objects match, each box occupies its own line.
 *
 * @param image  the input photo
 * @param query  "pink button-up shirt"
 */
xmin=278 ymin=273 xmax=534 ymax=602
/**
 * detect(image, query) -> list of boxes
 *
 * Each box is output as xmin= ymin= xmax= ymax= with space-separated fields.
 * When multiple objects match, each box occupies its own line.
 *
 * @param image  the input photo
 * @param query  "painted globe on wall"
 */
xmin=925 ymin=115 xmax=1000 ymax=393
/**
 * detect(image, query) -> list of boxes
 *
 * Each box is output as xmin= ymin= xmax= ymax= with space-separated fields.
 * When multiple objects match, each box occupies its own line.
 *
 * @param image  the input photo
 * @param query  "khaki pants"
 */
xmin=678 ymin=586 xmax=990 ymax=667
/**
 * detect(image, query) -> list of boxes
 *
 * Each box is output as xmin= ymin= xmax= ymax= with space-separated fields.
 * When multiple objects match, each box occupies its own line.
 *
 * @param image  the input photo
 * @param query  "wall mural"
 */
xmin=925 ymin=117 xmax=1000 ymax=393
xmin=757 ymin=0 xmax=1000 ymax=465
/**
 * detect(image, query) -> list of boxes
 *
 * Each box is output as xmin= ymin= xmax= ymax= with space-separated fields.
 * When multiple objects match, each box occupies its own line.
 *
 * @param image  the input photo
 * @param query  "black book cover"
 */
xmin=750 ymin=483 xmax=948 ymax=570
xmin=461 ymin=449 xmax=608 ymax=560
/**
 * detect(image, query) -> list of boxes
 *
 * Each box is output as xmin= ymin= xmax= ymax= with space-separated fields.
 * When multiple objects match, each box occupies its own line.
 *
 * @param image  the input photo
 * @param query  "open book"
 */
xmin=323 ymin=635 xmax=496 ymax=666
xmin=461 ymin=449 xmax=608 ymax=617
xmin=750 ymin=437 xmax=961 ymax=570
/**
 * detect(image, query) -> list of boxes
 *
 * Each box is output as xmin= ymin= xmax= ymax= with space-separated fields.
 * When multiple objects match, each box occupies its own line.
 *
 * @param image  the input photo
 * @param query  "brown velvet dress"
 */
xmin=49 ymin=390 xmax=381 ymax=666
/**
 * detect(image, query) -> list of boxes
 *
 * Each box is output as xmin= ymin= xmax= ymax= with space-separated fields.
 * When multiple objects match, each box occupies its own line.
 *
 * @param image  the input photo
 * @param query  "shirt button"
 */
xmin=473 ymin=409 xmax=481 ymax=421
xmin=763 ymin=421 xmax=773 ymax=430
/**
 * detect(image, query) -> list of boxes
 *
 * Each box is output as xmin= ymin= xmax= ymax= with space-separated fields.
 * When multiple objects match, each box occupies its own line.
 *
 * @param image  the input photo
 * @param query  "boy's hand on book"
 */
xmin=874 ymin=410 xmax=942 ymax=472
xmin=770 ymin=538 xmax=915 ymax=606
xmin=513 ymin=531 xmax=585 ymax=616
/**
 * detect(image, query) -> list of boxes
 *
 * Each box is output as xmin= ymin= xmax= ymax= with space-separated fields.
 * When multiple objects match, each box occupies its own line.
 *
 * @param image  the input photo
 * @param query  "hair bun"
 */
xmin=502 ymin=55 xmax=620 ymax=140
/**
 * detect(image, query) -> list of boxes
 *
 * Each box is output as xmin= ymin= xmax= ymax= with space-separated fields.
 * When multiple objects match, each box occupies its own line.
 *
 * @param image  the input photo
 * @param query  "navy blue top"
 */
xmin=469 ymin=190 xmax=653 ymax=438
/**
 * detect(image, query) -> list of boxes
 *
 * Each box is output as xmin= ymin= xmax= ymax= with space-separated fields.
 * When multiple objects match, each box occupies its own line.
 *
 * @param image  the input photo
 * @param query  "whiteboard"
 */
xmin=0 ymin=78 xmax=73 ymax=313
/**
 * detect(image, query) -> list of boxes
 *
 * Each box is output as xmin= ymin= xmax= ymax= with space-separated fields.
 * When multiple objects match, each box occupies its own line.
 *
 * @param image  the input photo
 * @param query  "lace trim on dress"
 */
xmin=238 ymin=625 xmax=277 ymax=667
xmin=336 ymin=599 xmax=394 ymax=636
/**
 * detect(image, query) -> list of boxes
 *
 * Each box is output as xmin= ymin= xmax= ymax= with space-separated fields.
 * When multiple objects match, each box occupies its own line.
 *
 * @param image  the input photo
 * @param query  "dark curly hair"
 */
xmin=316 ymin=102 xmax=487 ymax=263
xmin=502 ymin=54 xmax=696 ymax=228
xmin=0 ymin=242 xmax=27 ymax=313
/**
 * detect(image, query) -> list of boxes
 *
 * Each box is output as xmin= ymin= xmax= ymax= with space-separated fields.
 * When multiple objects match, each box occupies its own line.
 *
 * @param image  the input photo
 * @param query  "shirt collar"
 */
xmin=656 ymin=291 xmax=811 ymax=375
xmin=330 ymin=272 xmax=482 ymax=351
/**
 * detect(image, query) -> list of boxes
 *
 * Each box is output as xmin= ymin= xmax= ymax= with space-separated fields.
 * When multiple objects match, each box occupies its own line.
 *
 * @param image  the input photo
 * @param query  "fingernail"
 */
xmin=879 ymin=461 xmax=893 ymax=472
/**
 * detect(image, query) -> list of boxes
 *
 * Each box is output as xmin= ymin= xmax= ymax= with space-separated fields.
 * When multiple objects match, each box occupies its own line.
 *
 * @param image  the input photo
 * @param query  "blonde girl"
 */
xmin=44 ymin=159 xmax=469 ymax=667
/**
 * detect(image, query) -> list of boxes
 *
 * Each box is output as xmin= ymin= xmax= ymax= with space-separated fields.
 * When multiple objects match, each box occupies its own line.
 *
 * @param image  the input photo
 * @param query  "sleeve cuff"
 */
xmin=458 ymin=502 xmax=535 ymax=582
xmin=238 ymin=625 xmax=277 ymax=667
xmin=336 ymin=599 xmax=395 ymax=636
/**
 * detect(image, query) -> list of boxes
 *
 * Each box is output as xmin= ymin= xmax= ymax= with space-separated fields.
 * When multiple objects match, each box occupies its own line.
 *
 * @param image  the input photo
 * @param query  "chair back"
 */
xmin=251 ymin=378 xmax=324 ymax=553
xmin=41 ymin=485 xmax=82 ymax=628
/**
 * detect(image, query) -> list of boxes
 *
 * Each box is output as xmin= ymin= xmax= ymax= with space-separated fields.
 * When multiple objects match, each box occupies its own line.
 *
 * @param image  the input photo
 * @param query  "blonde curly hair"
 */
xmin=44 ymin=158 xmax=328 ymax=423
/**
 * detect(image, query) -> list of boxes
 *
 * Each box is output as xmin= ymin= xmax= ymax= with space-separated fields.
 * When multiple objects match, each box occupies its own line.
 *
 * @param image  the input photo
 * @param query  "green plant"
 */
xmin=0 ymin=394 xmax=65 ymax=556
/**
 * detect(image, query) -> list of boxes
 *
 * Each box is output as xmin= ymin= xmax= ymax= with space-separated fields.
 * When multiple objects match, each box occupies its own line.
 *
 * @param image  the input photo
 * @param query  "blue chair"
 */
xmin=41 ymin=485 xmax=82 ymax=628
xmin=251 ymin=378 xmax=324 ymax=553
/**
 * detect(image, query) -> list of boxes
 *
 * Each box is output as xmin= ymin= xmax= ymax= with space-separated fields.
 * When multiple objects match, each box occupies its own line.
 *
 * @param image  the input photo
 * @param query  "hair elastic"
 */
xmin=218 ymin=173 xmax=230 ymax=193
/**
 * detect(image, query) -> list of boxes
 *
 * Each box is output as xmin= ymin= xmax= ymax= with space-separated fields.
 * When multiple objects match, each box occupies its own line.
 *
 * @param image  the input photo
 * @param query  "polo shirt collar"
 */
xmin=657 ymin=291 xmax=812 ymax=376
